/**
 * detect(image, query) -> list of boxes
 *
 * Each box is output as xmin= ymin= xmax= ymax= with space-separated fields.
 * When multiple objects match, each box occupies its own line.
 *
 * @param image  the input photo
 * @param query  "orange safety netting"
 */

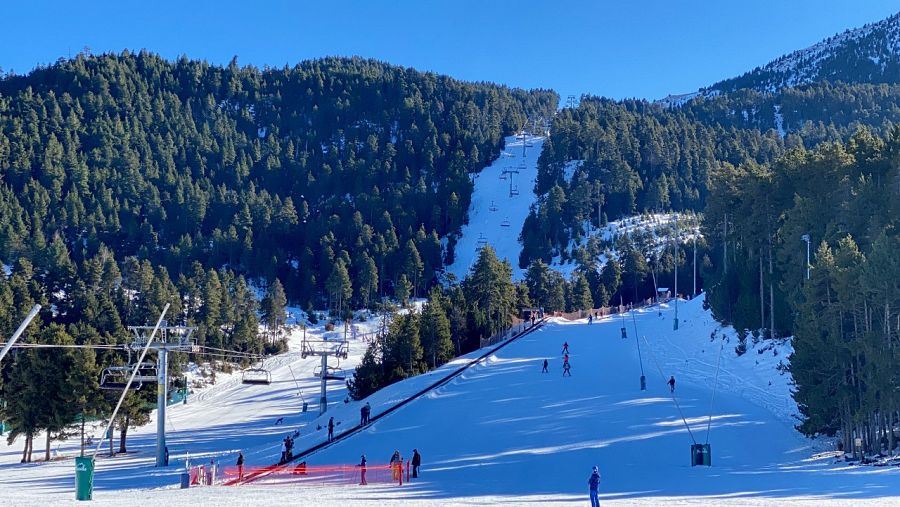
xmin=222 ymin=462 xmax=405 ymax=486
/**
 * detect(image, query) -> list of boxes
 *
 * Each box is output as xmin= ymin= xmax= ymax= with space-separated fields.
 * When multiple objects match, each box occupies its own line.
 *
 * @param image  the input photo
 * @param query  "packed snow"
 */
xmin=4 ymin=296 xmax=900 ymax=505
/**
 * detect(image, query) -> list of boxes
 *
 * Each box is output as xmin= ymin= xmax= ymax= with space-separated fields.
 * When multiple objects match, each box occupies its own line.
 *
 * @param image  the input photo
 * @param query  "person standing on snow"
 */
xmin=668 ymin=376 xmax=676 ymax=393
xmin=411 ymin=448 xmax=422 ymax=478
xmin=563 ymin=361 xmax=572 ymax=377
xmin=542 ymin=359 xmax=549 ymax=373
xmin=280 ymin=440 xmax=287 ymax=464
xmin=328 ymin=417 xmax=335 ymax=442
xmin=364 ymin=402 xmax=371 ymax=424
xmin=588 ymin=466 xmax=601 ymax=507
xmin=360 ymin=404 xmax=367 ymax=426
xmin=390 ymin=450 xmax=402 ymax=481
xmin=357 ymin=454 xmax=368 ymax=485
xmin=588 ymin=314 xmax=593 ymax=325
xmin=562 ymin=342 xmax=569 ymax=354
xmin=236 ymin=452 xmax=245 ymax=481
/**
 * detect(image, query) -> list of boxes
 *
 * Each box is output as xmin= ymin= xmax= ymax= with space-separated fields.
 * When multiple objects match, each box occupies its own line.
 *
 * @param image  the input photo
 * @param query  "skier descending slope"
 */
xmin=588 ymin=466 xmax=601 ymax=507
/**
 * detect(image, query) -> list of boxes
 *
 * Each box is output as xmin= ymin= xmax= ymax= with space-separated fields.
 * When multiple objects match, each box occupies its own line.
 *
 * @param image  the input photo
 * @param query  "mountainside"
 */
xmin=0 ymin=52 xmax=556 ymax=316
xmin=708 ymin=12 xmax=900 ymax=95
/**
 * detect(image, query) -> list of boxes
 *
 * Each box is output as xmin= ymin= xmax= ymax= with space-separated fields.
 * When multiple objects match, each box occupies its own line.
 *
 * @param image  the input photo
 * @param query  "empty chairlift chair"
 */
xmin=242 ymin=368 xmax=272 ymax=385
xmin=100 ymin=365 xmax=146 ymax=390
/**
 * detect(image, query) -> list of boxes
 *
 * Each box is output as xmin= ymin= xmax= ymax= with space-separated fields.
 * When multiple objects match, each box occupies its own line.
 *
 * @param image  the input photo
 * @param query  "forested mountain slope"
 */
xmin=0 ymin=52 xmax=556 ymax=314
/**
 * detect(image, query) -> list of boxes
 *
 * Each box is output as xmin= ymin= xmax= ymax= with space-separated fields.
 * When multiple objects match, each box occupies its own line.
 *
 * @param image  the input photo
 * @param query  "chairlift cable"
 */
xmin=639 ymin=333 xmax=697 ymax=445
xmin=705 ymin=338 xmax=726 ymax=445
xmin=630 ymin=313 xmax=645 ymax=377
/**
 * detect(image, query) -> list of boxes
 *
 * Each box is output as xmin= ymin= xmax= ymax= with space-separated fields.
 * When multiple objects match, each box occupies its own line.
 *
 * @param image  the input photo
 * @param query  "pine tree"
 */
xmin=325 ymin=259 xmax=352 ymax=317
xmin=570 ymin=272 xmax=594 ymax=311
xmin=395 ymin=275 xmax=412 ymax=307
xmin=420 ymin=287 xmax=453 ymax=368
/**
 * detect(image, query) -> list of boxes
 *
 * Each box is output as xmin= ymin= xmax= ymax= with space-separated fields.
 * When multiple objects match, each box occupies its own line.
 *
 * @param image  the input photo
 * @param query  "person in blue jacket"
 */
xmin=588 ymin=466 xmax=601 ymax=507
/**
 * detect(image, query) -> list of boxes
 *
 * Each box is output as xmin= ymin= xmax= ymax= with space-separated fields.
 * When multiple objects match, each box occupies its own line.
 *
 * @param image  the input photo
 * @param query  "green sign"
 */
xmin=75 ymin=456 xmax=95 ymax=501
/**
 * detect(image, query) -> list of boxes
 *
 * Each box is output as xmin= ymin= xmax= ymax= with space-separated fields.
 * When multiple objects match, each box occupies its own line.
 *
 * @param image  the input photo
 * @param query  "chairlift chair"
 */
xmin=489 ymin=201 xmax=498 ymax=212
xmin=242 ymin=368 xmax=272 ymax=385
xmin=500 ymin=217 xmax=511 ymax=227
xmin=99 ymin=366 xmax=144 ymax=391
xmin=314 ymin=365 xmax=346 ymax=381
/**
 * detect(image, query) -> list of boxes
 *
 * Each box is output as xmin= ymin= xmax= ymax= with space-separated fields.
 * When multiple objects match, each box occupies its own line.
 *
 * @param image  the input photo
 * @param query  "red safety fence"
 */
xmin=222 ymin=463 xmax=404 ymax=486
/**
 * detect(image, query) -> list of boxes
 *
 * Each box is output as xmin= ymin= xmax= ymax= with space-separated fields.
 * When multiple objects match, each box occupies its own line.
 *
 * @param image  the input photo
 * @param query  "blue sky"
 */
xmin=1 ymin=1 xmax=897 ymax=100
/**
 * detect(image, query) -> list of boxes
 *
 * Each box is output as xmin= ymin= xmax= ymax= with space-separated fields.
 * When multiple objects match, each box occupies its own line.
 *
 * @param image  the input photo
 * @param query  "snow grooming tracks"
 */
xmin=232 ymin=318 xmax=548 ymax=486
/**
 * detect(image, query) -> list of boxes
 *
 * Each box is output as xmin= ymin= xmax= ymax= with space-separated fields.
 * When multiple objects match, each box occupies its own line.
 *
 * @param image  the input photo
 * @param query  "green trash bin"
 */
xmin=690 ymin=443 xmax=711 ymax=466
xmin=75 ymin=456 xmax=95 ymax=501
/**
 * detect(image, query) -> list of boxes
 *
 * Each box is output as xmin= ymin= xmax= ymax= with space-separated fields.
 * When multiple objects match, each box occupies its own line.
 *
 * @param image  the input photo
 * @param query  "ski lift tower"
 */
xmin=502 ymin=165 xmax=521 ymax=198
xmin=128 ymin=321 xmax=196 ymax=467
xmin=300 ymin=333 xmax=349 ymax=415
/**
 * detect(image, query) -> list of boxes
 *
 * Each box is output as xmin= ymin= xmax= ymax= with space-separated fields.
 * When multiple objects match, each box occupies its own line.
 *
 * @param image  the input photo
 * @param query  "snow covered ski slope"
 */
xmin=4 ymin=298 xmax=900 ymax=506
xmin=448 ymin=134 xmax=543 ymax=280
xmin=274 ymin=297 xmax=900 ymax=506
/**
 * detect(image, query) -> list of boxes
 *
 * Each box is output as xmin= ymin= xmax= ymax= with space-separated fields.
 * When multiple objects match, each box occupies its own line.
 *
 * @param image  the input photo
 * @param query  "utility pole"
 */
xmin=801 ymin=234 xmax=811 ymax=280
xmin=673 ymin=217 xmax=679 ymax=331
xmin=693 ymin=233 xmax=697 ymax=297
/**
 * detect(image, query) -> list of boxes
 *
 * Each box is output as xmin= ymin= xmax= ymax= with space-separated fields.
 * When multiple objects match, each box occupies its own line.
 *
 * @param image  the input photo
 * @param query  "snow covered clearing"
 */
xmin=447 ymin=134 xmax=543 ymax=281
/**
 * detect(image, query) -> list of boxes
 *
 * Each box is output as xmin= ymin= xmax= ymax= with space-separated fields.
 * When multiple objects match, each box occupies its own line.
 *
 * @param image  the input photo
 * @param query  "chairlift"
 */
xmin=488 ymin=201 xmax=498 ymax=212
xmin=242 ymin=368 xmax=272 ymax=385
xmin=499 ymin=172 xmax=507 ymax=181
xmin=100 ymin=366 xmax=144 ymax=391
xmin=500 ymin=217 xmax=511 ymax=227
xmin=476 ymin=234 xmax=488 ymax=248
xmin=314 ymin=365 xmax=346 ymax=381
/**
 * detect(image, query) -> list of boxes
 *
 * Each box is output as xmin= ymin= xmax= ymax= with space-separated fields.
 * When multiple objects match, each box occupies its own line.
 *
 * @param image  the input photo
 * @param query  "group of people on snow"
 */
xmin=359 ymin=402 xmax=372 ymax=425
xmin=280 ymin=435 xmax=296 ymax=463
xmin=540 ymin=341 xmax=573 ymax=376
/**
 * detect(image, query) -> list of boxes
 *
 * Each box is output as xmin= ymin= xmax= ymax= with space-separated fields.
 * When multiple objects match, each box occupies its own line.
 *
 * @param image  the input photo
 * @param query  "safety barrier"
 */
xmin=223 ymin=463 xmax=400 ymax=486
xmin=234 ymin=317 xmax=547 ymax=485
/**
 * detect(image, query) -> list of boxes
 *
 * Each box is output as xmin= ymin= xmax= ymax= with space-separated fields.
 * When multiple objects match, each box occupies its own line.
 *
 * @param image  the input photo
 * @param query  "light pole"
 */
xmin=673 ymin=217 xmax=679 ymax=331
xmin=801 ymin=234 xmax=811 ymax=280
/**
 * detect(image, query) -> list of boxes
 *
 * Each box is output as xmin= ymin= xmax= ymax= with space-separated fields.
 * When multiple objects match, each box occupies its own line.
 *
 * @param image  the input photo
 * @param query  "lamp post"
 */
xmin=801 ymin=234 xmax=811 ymax=280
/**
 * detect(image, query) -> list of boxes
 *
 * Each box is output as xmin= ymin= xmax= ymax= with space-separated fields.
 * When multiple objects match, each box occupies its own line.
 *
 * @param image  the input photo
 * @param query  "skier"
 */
xmin=563 ymin=361 xmax=572 ymax=377
xmin=531 ymin=314 xmax=536 ymax=326
xmin=542 ymin=359 xmax=549 ymax=373
xmin=357 ymin=454 xmax=367 ymax=485
xmin=360 ymin=404 xmax=367 ymax=426
xmin=390 ymin=450 xmax=402 ymax=481
xmin=280 ymin=440 xmax=287 ymax=464
xmin=328 ymin=417 xmax=335 ymax=442
xmin=236 ymin=452 xmax=245 ymax=481
xmin=562 ymin=342 xmax=569 ymax=354
xmin=588 ymin=466 xmax=601 ymax=507
xmin=563 ymin=353 xmax=569 ymax=364
xmin=411 ymin=448 xmax=422 ymax=478
xmin=364 ymin=402 xmax=371 ymax=424
xmin=668 ymin=375 xmax=676 ymax=393
xmin=588 ymin=314 xmax=593 ymax=325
